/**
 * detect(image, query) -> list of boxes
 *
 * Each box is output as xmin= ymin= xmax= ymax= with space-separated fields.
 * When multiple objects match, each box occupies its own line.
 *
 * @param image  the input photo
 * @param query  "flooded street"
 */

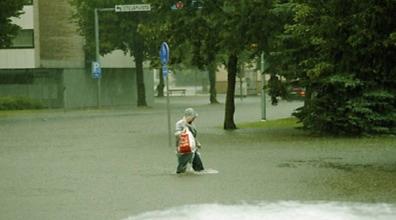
xmin=0 ymin=96 xmax=395 ymax=220
xmin=124 ymin=202 xmax=396 ymax=220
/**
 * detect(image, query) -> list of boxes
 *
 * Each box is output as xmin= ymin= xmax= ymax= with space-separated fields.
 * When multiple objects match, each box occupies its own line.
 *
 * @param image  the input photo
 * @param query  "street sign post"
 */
xmin=162 ymin=65 xmax=168 ymax=78
xmin=115 ymin=4 xmax=151 ymax=12
xmin=94 ymin=5 xmax=151 ymax=109
xmin=160 ymin=42 xmax=172 ymax=148
xmin=261 ymin=52 xmax=267 ymax=121
xmin=92 ymin=8 xmax=102 ymax=109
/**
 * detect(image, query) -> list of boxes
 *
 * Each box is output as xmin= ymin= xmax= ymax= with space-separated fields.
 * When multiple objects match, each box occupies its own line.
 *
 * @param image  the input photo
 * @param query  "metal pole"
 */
xmin=261 ymin=52 xmax=267 ymax=121
xmin=165 ymin=72 xmax=172 ymax=148
xmin=63 ymin=86 xmax=67 ymax=112
xmin=239 ymin=65 xmax=244 ymax=102
xmin=94 ymin=8 xmax=101 ymax=108
xmin=240 ymin=76 xmax=243 ymax=102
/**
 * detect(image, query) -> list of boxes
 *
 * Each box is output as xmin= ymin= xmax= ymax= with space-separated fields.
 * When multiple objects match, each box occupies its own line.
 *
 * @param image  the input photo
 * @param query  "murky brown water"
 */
xmin=0 ymin=96 xmax=395 ymax=220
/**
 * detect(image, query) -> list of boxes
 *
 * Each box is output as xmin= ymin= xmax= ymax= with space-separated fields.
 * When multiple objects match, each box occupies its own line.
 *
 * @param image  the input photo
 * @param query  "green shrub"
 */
xmin=0 ymin=96 xmax=44 ymax=110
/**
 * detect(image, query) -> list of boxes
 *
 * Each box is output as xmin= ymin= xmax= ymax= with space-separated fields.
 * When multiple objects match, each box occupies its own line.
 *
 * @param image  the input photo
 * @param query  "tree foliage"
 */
xmin=149 ymin=0 xmax=279 ymax=129
xmin=0 ymin=0 xmax=25 ymax=48
xmin=147 ymin=0 xmax=225 ymax=103
xmin=70 ymin=0 xmax=396 ymax=135
xmin=70 ymin=0 xmax=159 ymax=106
xmin=268 ymin=0 xmax=396 ymax=135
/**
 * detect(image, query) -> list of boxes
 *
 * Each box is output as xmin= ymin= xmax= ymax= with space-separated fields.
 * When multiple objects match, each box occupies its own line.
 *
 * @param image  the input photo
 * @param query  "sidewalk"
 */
xmin=0 ymin=95 xmax=302 ymax=128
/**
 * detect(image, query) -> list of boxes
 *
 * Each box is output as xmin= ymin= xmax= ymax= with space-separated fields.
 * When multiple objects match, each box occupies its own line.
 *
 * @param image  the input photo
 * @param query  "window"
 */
xmin=0 ymin=73 xmax=34 ymax=85
xmin=9 ymin=29 xmax=34 ymax=48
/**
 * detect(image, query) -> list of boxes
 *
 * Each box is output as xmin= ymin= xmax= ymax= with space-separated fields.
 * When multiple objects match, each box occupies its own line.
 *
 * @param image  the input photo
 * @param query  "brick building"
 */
xmin=0 ymin=0 xmax=154 ymax=108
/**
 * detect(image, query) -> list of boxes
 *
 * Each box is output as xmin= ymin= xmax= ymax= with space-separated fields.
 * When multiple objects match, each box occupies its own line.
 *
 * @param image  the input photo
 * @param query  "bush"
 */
xmin=0 ymin=96 xmax=44 ymax=110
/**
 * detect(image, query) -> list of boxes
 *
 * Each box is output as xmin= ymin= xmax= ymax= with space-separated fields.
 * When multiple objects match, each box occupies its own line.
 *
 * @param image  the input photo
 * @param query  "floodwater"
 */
xmin=0 ymin=96 xmax=395 ymax=220
xmin=123 ymin=201 xmax=396 ymax=220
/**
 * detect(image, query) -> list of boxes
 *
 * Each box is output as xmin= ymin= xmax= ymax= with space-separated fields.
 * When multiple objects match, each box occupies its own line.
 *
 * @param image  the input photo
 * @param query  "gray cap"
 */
xmin=184 ymin=108 xmax=198 ymax=118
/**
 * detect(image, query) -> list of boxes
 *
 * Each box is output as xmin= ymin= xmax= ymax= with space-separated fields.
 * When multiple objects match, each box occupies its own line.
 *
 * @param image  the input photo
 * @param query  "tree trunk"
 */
xmin=134 ymin=35 xmax=147 ymax=107
xmin=156 ymin=69 xmax=165 ymax=97
xmin=224 ymin=53 xmax=238 ymax=130
xmin=208 ymin=62 xmax=219 ymax=104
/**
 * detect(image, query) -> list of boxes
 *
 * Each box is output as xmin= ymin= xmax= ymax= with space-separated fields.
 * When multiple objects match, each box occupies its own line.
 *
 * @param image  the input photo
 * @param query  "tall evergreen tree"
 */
xmin=268 ymin=0 xmax=396 ymax=135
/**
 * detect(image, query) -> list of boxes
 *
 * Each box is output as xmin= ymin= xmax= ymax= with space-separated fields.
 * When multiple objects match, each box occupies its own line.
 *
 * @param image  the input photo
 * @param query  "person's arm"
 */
xmin=174 ymin=120 xmax=185 ymax=136
xmin=191 ymin=124 xmax=202 ymax=148
xmin=196 ymin=140 xmax=202 ymax=148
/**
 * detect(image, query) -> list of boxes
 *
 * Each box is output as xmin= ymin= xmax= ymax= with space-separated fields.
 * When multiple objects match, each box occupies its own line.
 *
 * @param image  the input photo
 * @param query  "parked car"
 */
xmin=290 ymin=86 xmax=305 ymax=97
xmin=286 ymin=85 xmax=305 ymax=100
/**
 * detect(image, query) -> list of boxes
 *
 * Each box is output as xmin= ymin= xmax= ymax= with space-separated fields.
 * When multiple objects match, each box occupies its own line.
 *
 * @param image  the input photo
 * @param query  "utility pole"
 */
xmin=94 ymin=4 xmax=151 ymax=109
xmin=160 ymin=42 xmax=172 ymax=148
xmin=94 ymin=8 xmax=114 ymax=108
xmin=261 ymin=52 xmax=267 ymax=121
xmin=94 ymin=8 xmax=102 ymax=108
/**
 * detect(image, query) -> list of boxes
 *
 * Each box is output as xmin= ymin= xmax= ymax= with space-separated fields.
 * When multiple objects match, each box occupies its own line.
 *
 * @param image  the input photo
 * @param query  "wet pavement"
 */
xmin=0 ymin=95 xmax=395 ymax=220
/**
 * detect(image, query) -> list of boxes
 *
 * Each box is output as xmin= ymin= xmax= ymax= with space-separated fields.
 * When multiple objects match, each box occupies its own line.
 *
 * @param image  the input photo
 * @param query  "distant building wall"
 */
xmin=0 ymin=49 xmax=36 ymax=69
xmin=216 ymin=65 xmax=261 ymax=95
xmin=62 ymin=69 xmax=91 ymax=108
xmin=38 ymin=0 xmax=85 ymax=68
xmin=0 ymin=0 xmax=155 ymax=109
xmin=0 ymin=5 xmax=37 ymax=69
xmin=0 ymin=69 xmax=63 ymax=108
xmin=143 ymin=68 xmax=155 ymax=105
xmin=33 ymin=0 xmax=41 ymax=67
xmin=216 ymin=66 xmax=228 ymax=94
xmin=101 ymin=50 xmax=135 ymax=68
xmin=63 ymin=68 xmax=154 ymax=109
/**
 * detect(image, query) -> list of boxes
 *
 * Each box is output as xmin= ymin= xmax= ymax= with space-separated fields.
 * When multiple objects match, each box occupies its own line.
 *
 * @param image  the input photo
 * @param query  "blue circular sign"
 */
xmin=160 ymin=42 xmax=169 ymax=65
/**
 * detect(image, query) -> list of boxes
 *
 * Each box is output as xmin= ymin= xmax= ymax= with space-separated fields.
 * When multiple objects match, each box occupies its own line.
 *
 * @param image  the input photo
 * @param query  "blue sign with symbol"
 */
xmin=160 ymin=42 xmax=169 ymax=65
xmin=92 ymin=61 xmax=102 ymax=79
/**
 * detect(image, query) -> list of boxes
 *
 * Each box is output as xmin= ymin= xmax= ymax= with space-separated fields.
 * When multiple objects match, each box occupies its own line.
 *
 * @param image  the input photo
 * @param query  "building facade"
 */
xmin=0 ymin=0 xmax=154 ymax=109
xmin=216 ymin=65 xmax=262 ymax=96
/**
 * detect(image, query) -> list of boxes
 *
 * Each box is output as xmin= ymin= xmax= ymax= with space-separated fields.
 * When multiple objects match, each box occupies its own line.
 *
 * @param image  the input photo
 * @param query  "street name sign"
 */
xmin=115 ymin=4 xmax=151 ymax=12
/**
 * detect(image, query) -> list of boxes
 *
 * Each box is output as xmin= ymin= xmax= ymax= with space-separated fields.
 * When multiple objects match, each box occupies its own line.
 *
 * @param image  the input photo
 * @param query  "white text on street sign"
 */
xmin=115 ymin=4 xmax=151 ymax=12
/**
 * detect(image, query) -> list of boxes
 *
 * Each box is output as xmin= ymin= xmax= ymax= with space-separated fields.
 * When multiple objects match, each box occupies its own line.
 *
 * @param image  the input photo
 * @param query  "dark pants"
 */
xmin=176 ymin=151 xmax=204 ymax=173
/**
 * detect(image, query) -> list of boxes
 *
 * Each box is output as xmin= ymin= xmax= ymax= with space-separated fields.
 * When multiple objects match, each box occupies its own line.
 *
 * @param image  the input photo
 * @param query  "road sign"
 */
xmin=92 ymin=61 xmax=102 ymax=79
xmin=171 ymin=1 xmax=184 ymax=10
xmin=115 ymin=4 xmax=151 ymax=12
xmin=176 ymin=1 xmax=184 ymax=9
xmin=160 ymin=42 xmax=169 ymax=65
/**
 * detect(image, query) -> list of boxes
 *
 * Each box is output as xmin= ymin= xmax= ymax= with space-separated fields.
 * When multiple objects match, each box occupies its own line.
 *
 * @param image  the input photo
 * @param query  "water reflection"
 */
xmin=123 ymin=201 xmax=396 ymax=220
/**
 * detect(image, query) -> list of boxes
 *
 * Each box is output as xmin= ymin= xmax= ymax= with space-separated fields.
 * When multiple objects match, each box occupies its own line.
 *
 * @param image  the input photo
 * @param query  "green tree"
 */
xmin=0 ymin=0 xmax=25 ymax=48
xmin=70 ymin=0 xmax=157 ymax=106
xmin=216 ymin=0 xmax=283 ymax=129
xmin=268 ymin=0 xmax=396 ymax=135
xmin=150 ymin=0 xmax=278 ymax=129
xmin=148 ymin=0 xmax=222 ymax=103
